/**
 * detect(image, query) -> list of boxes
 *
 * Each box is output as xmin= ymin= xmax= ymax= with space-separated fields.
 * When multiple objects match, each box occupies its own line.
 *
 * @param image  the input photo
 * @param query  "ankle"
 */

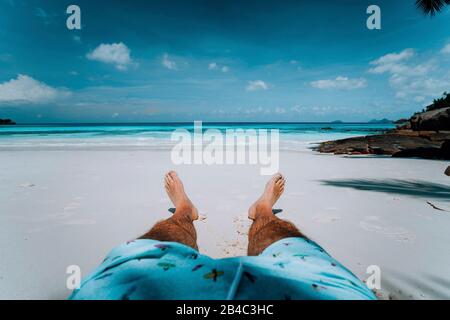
xmin=173 ymin=204 xmax=196 ymax=221
xmin=174 ymin=205 xmax=192 ymax=215
xmin=252 ymin=202 xmax=273 ymax=220
xmin=256 ymin=201 xmax=272 ymax=213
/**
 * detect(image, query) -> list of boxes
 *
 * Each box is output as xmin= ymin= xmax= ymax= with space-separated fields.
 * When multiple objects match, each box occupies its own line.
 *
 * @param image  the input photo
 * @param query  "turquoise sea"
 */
xmin=0 ymin=123 xmax=395 ymax=151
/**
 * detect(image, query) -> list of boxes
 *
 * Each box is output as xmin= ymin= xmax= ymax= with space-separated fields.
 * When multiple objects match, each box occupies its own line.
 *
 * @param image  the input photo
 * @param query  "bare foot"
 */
xmin=248 ymin=173 xmax=285 ymax=220
xmin=164 ymin=171 xmax=198 ymax=220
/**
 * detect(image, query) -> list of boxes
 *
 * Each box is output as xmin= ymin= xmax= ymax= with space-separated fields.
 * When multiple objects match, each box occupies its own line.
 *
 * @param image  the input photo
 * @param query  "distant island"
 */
xmin=0 ymin=119 xmax=16 ymax=125
xmin=367 ymin=118 xmax=394 ymax=124
xmin=318 ymin=92 xmax=450 ymax=160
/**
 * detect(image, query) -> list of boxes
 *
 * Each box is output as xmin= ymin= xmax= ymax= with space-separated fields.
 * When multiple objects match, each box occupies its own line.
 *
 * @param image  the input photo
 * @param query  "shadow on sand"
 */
xmin=320 ymin=179 xmax=450 ymax=201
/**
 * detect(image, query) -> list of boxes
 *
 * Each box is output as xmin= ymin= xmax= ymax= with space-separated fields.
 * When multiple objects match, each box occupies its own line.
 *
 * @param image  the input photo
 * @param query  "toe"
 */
xmin=273 ymin=173 xmax=283 ymax=183
xmin=268 ymin=173 xmax=282 ymax=187
xmin=169 ymin=170 xmax=177 ymax=179
xmin=170 ymin=171 xmax=183 ymax=185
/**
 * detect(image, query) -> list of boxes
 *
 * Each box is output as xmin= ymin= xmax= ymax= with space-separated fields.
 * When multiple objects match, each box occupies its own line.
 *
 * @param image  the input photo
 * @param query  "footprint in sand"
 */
xmin=220 ymin=239 xmax=246 ymax=257
xmin=360 ymin=216 xmax=415 ymax=243
xmin=218 ymin=215 xmax=250 ymax=257
xmin=234 ymin=216 xmax=250 ymax=238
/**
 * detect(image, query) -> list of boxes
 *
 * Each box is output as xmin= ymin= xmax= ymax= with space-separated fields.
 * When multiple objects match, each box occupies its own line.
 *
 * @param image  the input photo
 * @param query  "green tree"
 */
xmin=427 ymin=92 xmax=450 ymax=111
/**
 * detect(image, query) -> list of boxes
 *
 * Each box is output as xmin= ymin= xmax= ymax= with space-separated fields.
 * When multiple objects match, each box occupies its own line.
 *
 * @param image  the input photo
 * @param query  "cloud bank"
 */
xmin=162 ymin=53 xmax=177 ymax=70
xmin=311 ymin=76 xmax=367 ymax=90
xmin=0 ymin=74 xmax=70 ymax=105
xmin=87 ymin=43 xmax=133 ymax=70
xmin=246 ymin=80 xmax=269 ymax=91
xmin=208 ymin=62 xmax=229 ymax=73
xmin=441 ymin=43 xmax=450 ymax=54
xmin=369 ymin=48 xmax=449 ymax=102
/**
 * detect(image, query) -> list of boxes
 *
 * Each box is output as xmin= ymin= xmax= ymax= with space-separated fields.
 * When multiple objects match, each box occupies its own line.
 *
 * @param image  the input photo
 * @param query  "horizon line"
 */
xmin=4 ymin=120 xmax=397 ymax=126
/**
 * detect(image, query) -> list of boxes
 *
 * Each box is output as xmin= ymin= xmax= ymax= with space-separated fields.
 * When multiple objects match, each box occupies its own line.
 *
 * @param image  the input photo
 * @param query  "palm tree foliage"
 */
xmin=415 ymin=0 xmax=450 ymax=16
xmin=427 ymin=92 xmax=450 ymax=112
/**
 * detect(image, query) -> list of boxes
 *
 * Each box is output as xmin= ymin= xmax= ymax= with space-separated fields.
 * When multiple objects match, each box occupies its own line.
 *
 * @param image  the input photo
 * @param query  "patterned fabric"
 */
xmin=69 ymin=237 xmax=376 ymax=300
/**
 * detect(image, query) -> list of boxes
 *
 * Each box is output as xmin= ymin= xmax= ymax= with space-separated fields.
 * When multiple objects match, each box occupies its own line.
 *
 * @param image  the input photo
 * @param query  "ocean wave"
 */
xmin=0 ymin=123 xmax=394 ymax=151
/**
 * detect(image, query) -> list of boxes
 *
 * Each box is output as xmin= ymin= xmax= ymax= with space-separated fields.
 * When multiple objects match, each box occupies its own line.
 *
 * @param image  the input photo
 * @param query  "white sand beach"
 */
xmin=0 ymin=148 xmax=449 ymax=300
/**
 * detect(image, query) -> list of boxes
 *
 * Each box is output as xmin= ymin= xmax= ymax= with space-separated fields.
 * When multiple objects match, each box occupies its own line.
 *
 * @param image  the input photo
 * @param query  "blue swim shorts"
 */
xmin=69 ymin=237 xmax=376 ymax=300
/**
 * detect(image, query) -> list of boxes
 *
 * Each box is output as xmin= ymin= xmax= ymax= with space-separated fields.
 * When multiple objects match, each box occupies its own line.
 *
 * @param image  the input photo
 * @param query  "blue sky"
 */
xmin=0 ymin=0 xmax=450 ymax=123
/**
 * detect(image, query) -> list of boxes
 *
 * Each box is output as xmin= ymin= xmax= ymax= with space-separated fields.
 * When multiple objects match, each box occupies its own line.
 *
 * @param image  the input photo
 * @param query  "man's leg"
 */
xmin=247 ymin=174 xmax=304 ymax=256
xmin=139 ymin=171 xmax=199 ymax=251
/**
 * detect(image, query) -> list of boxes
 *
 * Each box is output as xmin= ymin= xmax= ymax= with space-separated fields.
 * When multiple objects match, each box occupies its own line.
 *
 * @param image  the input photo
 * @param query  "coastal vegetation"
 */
xmin=0 ymin=119 xmax=16 ymax=125
xmin=427 ymin=92 xmax=450 ymax=112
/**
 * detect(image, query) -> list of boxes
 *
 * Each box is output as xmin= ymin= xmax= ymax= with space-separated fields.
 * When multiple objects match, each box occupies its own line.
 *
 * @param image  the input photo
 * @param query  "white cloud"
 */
xmin=370 ymin=49 xmax=415 ymax=66
xmin=390 ymin=74 xmax=450 ymax=100
xmin=311 ymin=76 xmax=367 ymax=90
xmin=244 ymin=106 xmax=266 ymax=114
xmin=368 ymin=48 xmax=449 ymax=102
xmin=87 ymin=43 xmax=133 ymax=70
xmin=369 ymin=49 xmax=428 ymax=78
xmin=274 ymin=107 xmax=286 ymax=114
xmin=162 ymin=53 xmax=177 ymax=70
xmin=368 ymin=49 xmax=423 ymax=75
xmin=246 ymin=80 xmax=270 ymax=91
xmin=291 ymin=105 xmax=308 ymax=114
xmin=441 ymin=44 xmax=450 ymax=54
xmin=208 ymin=62 xmax=229 ymax=73
xmin=239 ymin=106 xmax=275 ymax=115
xmin=0 ymin=74 xmax=70 ymax=105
